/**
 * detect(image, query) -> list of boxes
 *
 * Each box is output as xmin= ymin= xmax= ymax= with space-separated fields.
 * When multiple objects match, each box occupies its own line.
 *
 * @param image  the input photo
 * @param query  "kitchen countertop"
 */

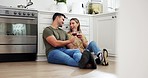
xmin=38 ymin=10 xmax=117 ymax=17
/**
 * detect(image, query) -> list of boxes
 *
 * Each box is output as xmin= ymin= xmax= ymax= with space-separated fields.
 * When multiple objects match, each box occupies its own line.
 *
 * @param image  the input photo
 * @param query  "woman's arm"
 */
xmin=79 ymin=33 xmax=88 ymax=48
xmin=81 ymin=39 xmax=88 ymax=48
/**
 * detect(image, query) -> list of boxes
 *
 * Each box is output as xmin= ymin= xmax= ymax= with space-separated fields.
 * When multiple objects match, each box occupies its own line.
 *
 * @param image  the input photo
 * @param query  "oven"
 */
xmin=0 ymin=7 xmax=38 ymax=62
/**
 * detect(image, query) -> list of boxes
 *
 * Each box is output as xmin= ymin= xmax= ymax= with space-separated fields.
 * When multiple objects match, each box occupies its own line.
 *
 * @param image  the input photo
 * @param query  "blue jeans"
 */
xmin=86 ymin=41 xmax=101 ymax=55
xmin=47 ymin=47 xmax=82 ymax=67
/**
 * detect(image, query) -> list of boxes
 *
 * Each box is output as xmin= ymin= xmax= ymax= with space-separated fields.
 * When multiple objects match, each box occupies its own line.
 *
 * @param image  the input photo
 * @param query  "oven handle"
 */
xmin=0 ymin=15 xmax=36 ymax=20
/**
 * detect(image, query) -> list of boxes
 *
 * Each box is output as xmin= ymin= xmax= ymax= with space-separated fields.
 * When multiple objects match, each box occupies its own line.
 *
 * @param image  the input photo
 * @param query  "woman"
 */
xmin=67 ymin=18 xmax=109 ymax=66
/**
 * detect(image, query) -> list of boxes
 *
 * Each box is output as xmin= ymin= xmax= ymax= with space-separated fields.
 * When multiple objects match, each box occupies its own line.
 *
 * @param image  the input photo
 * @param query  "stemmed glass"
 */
xmin=72 ymin=29 xmax=77 ymax=36
xmin=76 ymin=31 xmax=82 ymax=38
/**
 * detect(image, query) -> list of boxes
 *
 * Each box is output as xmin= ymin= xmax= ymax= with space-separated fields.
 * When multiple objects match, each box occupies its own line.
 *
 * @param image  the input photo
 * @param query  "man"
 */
xmin=43 ymin=13 xmax=84 ymax=67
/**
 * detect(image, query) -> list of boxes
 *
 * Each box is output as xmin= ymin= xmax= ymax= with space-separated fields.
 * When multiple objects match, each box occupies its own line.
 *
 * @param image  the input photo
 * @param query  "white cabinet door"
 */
xmin=93 ymin=13 xmax=117 ymax=56
xmin=37 ymin=11 xmax=52 ymax=61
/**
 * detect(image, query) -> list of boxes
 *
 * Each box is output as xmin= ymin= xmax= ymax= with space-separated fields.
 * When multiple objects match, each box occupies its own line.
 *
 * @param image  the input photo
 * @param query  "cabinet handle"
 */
xmin=112 ymin=16 xmax=114 ymax=18
xmin=115 ymin=16 xmax=117 ymax=18
xmin=112 ymin=16 xmax=117 ymax=18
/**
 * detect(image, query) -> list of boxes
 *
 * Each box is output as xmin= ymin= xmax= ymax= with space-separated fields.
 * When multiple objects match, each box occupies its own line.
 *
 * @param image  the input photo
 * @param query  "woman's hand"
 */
xmin=76 ymin=32 xmax=82 ymax=39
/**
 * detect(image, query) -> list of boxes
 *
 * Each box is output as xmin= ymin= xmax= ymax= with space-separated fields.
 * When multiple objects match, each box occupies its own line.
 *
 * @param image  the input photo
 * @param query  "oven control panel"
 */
xmin=0 ymin=8 xmax=38 ymax=18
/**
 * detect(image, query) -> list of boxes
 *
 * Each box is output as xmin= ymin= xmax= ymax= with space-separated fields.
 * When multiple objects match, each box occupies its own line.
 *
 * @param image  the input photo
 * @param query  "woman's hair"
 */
xmin=69 ymin=18 xmax=81 ymax=32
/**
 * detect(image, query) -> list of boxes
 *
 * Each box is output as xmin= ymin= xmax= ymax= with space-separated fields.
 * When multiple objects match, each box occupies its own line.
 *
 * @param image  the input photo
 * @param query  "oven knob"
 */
xmin=27 ymin=13 xmax=30 ymax=16
xmin=31 ymin=13 xmax=34 ymax=16
xmin=14 ymin=11 xmax=17 ymax=15
xmin=23 ymin=12 xmax=26 ymax=15
xmin=5 ymin=10 xmax=9 ymax=14
xmin=18 ymin=12 xmax=21 ymax=15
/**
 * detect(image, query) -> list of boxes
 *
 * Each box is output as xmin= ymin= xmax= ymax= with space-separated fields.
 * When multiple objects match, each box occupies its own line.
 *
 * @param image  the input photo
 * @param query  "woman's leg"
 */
xmin=86 ymin=41 xmax=101 ymax=55
xmin=63 ymin=49 xmax=82 ymax=63
xmin=86 ymin=41 xmax=102 ymax=65
xmin=47 ymin=49 xmax=81 ymax=67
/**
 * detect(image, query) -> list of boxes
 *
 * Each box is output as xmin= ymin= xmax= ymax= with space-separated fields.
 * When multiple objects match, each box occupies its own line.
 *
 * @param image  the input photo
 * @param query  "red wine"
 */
xmin=72 ymin=32 xmax=77 ymax=36
xmin=77 ymin=34 xmax=82 ymax=38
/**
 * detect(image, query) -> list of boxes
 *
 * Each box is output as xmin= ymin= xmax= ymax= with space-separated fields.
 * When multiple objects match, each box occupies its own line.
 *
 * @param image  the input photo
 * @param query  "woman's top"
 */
xmin=67 ymin=32 xmax=88 ymax=52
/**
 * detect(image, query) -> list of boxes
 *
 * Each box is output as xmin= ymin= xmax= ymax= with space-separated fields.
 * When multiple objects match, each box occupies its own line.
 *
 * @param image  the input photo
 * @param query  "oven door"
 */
xmin=0 ymin=16 xmax=37 ymax=54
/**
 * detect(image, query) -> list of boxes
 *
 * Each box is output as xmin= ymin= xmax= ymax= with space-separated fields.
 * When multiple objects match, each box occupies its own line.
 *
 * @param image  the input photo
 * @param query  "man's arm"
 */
xmin=46 ymin=35 xmax=75 ymax=47
xmin=67 ymin=43 xmax=78 ymax=49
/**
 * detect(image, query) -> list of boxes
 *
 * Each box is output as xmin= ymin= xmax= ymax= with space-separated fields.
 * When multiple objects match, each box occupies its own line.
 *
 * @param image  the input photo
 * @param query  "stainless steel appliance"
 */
xmin=0 ymin=6 xmax=38 ymax=62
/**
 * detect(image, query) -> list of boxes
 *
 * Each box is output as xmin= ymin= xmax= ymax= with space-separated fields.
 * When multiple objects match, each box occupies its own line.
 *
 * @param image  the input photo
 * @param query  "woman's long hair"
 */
xmin=69 ymin=18 xmax=81 ymax=32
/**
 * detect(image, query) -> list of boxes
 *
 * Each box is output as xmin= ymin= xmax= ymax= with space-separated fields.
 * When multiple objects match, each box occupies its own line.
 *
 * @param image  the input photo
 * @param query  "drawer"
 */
xmin=39 ymin=13 xmax=52 ymax=19
xmin=39 ymin=18 xmax=52 ymax=24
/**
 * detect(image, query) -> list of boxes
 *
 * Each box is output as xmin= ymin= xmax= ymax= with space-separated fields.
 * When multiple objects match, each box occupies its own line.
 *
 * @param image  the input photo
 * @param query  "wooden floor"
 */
xmin=0 ymin=59 xmax=116 ymax=78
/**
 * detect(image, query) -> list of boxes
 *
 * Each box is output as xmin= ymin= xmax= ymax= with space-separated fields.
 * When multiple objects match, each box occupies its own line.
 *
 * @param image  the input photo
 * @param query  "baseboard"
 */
xmin=36 ymin=54 xmax=116 ymax=62
xmin=108 ymin=56 xmax=116 ymax=62
xmin=36 ymin=54 xmax=47 ymax=61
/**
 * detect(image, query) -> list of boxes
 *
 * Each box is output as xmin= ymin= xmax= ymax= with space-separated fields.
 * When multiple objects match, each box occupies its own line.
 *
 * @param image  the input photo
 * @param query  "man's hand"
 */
xmin=69 ymin=36 xmax=75 ymax=43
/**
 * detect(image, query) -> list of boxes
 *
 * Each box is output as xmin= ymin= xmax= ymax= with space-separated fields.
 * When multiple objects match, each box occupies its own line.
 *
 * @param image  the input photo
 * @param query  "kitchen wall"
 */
xmin=117 ymin=0 xmax=148 ymax=78
xmin=0 ymin=0 xmax=26 ymax=7
xmin=0 ymin=0 xmax=119 ymax=13
xmin=0 ymin=0 xmax=90 ymax=12
xmin=0 ymin=0 xmax=53 ymax=11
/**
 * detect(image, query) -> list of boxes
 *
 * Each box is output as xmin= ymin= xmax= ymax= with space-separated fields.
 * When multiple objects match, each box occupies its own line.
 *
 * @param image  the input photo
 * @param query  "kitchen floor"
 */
xmin=0 ymin=57 xmax=117 ymax=78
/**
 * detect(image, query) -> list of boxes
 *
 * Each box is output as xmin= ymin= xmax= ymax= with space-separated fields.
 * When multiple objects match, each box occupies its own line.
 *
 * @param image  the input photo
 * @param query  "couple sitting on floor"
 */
xmin=42 ymin=13 xmax=109 ymax=69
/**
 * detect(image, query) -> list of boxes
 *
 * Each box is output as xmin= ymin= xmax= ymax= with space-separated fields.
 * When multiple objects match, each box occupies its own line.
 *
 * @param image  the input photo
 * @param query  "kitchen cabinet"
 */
xmin=92 ymin=12 xmax=117 ymax=56
xmin=37 ymin=11 xmax=91 ymax=61
xmin=37 ymin=11 xmax=117 ymax=61
xmin=37 ymin=11 xmax=52 ymax=61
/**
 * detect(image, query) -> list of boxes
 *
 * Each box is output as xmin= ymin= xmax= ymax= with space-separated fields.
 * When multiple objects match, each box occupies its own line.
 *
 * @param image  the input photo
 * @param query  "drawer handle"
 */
xmin=112 ymin=16 xmax=114 ymax=18
xmin=115 ymin=16 xmax=117 ymax=18
xmin=112 ymin=16 xmax=117 ymax=18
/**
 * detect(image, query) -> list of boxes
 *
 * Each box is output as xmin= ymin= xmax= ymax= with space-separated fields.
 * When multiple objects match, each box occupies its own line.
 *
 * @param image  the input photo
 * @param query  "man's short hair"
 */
xmin=52 ymin=13 xmax=67 ymax=21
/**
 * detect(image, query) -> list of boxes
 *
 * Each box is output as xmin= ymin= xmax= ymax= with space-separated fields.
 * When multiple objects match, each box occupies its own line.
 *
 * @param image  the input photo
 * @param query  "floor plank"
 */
xmin=0 ymin=60 xmax=116 ymax=78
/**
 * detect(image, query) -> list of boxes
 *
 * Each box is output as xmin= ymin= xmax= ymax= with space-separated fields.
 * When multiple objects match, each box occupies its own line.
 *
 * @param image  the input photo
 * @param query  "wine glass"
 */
xmin=72 ymin=29 xmax=77 ymax=36
xmin=77 ymin=31 xmax=82 ymax=38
